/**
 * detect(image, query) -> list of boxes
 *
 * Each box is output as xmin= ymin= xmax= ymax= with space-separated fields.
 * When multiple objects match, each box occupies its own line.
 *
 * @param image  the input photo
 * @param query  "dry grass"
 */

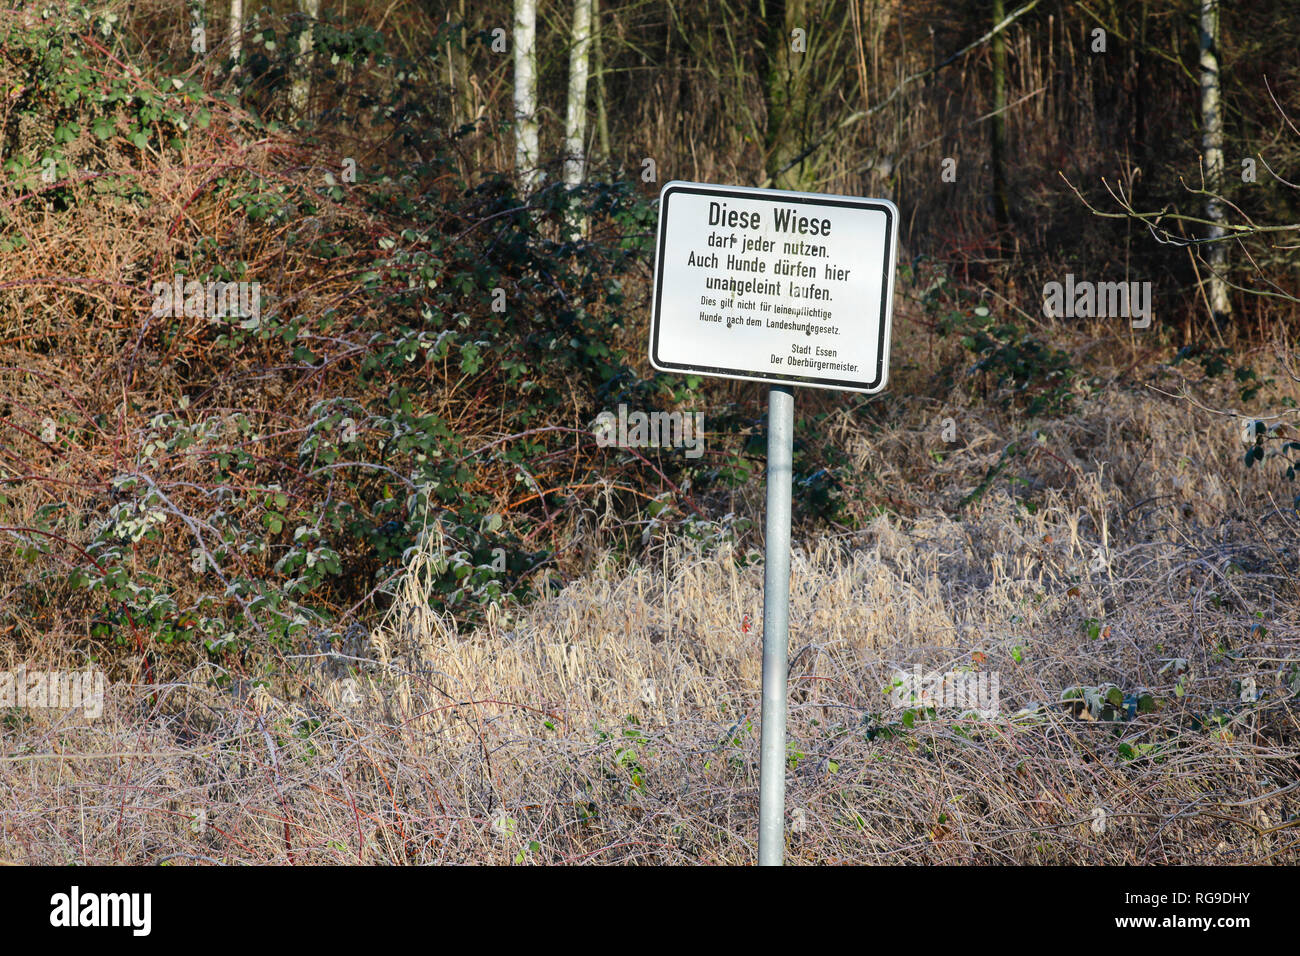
xmin=4 ymin=0 xmax=1300 ymax=868
xmin=3 ymin=373 xmax=1299 ymax=865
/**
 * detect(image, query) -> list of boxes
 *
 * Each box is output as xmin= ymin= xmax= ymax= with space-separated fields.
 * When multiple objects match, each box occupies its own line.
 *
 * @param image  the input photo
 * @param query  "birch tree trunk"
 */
xmin=288 ymin=0 xmax=320 ymax=118
xmin=1198 ymin=0 xmax=1231 ymax=322
xmin=563 ymin=0 xmax=593 ymax=190
xmin=229 ymin=0 xmax=242 ymax=66
xmin=513 ymin=0 xmax=541 ymax=195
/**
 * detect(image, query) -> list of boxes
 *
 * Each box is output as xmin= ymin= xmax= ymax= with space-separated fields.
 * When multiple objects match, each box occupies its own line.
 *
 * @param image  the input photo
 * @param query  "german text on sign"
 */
xmin=649 ymin=182 xmax=898 ymax=394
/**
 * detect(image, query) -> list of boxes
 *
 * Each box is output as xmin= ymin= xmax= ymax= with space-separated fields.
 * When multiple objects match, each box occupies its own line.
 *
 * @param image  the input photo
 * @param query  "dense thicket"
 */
xmin=1 ymin=0 xmax=1297 ymax=673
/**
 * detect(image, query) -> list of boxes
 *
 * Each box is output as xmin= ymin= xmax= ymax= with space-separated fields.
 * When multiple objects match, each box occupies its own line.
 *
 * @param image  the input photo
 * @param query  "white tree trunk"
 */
xmin=289 ymin=0 xmax=320 ymax=117
xmin=563 ymin=0 xmax=593 ymax=190
xmin=513 ymin=0 xmax=541 ymax=194
xmin=1199 ymin=0 xmax=1231 ymax=320
xmin=229 ymin=0 xmax=243 ymax=66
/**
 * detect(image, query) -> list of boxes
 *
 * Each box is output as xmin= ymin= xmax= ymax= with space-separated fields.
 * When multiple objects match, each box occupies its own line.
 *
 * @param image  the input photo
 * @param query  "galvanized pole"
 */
xmin=759 ymin=384 xmax=794 ymax=865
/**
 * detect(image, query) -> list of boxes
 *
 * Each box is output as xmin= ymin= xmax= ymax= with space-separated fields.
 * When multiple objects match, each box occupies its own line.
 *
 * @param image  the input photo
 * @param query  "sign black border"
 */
xmin=648 ymin=181 xmax=896 ymax=394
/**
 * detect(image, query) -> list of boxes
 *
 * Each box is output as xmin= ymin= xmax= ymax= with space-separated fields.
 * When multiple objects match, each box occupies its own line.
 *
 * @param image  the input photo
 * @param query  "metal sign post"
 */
xmin=759 ymin=384 xmax=793 ymax=865
xmin=647 ymin=181 xmax=896 ymax=865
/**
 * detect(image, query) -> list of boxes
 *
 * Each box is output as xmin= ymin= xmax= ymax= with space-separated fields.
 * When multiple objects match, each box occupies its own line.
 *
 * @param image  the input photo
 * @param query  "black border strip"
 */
xmin=648 ymin=182 xmax=896 ymax=394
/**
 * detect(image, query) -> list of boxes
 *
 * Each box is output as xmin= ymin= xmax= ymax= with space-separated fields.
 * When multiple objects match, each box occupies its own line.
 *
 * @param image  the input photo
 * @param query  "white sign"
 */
xmin=649 ymin=181 xmax=897 ymax=394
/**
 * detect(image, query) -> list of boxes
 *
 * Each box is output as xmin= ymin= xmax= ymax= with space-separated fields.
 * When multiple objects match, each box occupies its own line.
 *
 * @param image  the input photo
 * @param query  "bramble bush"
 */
xmin=0 ymin=2 xmax=759 ymax=665
xmin=917 ymin=267 xmax=1076 ymax=418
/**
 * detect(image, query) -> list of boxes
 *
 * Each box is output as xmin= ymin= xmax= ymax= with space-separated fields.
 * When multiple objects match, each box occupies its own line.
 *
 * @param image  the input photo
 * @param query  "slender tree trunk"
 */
xmin=1134 ymin=0 xmax=1147 ymax=157
xmin=453 ymin=0 xmax=474 ymax=129
xmin=1198 ymin=0 xmax=1231 ymax=322
xmin=763 ymin=0 xmax=813 ymax=191
xmin=288 ymin=0 xmax=319 ymax=117
xmin=513 ymin=0 xmax=541 ymax=194
xmin=229 ymin=0 xmax=243 ymax=66
xmin=592 ymin=0 xmax=610 ymax=166
xmin=563 ymin=0 xmax=593 ymax=190
xmin=991 ymin=0 xmax=1011 ymax=247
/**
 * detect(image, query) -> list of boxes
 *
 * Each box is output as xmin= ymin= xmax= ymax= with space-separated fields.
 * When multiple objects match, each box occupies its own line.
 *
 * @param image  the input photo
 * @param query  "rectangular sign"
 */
xmin=648 ymin=181 xmax=897 ymax=394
